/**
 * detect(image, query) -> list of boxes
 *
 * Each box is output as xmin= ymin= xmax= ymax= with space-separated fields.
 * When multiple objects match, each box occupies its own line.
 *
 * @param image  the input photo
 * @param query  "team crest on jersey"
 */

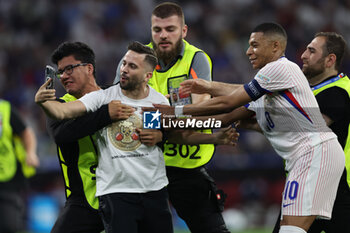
xmin=107 ymin=114 xmax=142 ymax=151
xmin=257 ymin=74 xmax=271 ymax=83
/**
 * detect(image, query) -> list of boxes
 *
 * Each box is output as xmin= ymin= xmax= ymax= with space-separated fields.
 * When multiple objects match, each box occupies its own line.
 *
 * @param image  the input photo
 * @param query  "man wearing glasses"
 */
xmin=43 ymin=41 xmax=136 ymax=233
xmin=56 ymin=63 xmax=88 ymax=78
xmin=37 ymin=41 xmax=174 ymax=233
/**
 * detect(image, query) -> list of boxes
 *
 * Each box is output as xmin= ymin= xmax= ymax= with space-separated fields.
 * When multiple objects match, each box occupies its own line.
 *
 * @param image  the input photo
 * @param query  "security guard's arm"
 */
xmin=316 ymin=86 xmax=349 ymax=127
xmin=47 ymin=99 xmax=113 ymax=144
xmin=20 ymin=128 xmax=40 ymax=167
xmin=190 ymin=52 xmax=211 ymax=104
xmin=315 ymin=86 xmax=350 ymax=148
xmin=11 ymin=107 xmax=39 ymax=167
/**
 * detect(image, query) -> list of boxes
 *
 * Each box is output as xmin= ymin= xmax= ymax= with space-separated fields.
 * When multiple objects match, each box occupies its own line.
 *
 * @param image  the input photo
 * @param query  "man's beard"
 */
xmin=120 ymin=76 xmax=142 ymax=91
xmin=302 ymin=58 xmax=326 ymax=79
xmin=152 ymin=37 xmax=183 ymax=63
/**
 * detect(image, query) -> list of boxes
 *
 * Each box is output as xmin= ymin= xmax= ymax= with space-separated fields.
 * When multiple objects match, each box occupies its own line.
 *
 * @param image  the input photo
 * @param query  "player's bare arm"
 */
xmin=183 ymin=86 xmax=252 ymax=116
xmin=166 ymin=126 xmax=239 ymax=146
xmin=180 ymin=79 xmax=243 ymax=97
xmin=235 ymin=118 xmax=263 ymax=133
xmin=191 ymin=93 xmax=211 ymax=105
xmin=150 ymin=85 xmax=252 ymax=117
xmin=197 ymin=106 xmax=255 ymax=127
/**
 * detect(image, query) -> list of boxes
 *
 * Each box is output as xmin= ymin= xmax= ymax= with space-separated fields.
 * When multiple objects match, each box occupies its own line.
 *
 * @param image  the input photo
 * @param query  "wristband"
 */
xmin=174 ymin=105 xmax=184 ymax=117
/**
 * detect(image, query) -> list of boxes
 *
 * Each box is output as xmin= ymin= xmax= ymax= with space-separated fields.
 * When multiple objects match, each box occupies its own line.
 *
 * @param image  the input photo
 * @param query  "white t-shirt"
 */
xmin=245 ymin=57 xmax=336 ymax=171
xmin=79 ymin=84 xmax=169 ymax=196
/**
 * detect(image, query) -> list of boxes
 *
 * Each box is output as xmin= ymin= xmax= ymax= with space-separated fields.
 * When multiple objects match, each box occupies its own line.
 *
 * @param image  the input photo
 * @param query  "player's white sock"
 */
xmin=279 ymin=225 xmax=306 ymax=233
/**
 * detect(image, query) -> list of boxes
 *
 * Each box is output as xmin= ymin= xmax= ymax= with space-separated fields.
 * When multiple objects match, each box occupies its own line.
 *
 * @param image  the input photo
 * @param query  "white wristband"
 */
xmin=174 ymin=105 xmax=184 ymax=117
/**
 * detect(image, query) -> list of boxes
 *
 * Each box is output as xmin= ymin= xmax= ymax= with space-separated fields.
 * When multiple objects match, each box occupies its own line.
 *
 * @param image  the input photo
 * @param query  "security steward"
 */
xmin=114 ymin=3 xmax=229 ymax=232
xmin=273 ymin=32 xmax=350 ymax=233
xmin=0 ymin=99 xmax=38 ymax=233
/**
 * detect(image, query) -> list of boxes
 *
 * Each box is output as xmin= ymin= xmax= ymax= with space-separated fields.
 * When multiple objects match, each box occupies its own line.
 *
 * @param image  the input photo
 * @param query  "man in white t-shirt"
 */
xmin=35 ymin=41 xmax=173 ymax=233
xmin=154 ymin=23 xmax=345 ymax=233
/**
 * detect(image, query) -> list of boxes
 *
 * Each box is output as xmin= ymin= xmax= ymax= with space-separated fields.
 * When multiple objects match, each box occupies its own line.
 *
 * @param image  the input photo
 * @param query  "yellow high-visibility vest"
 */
xmin=59 ymin=94 xmax=99 ymax=209
xmin=147 ymin=40 xmax=215 ymax=168
xmin=312 ymin=74 xmax=350 ymax=187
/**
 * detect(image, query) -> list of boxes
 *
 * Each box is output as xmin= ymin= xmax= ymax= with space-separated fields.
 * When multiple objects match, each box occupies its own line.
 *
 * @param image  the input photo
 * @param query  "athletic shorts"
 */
xmin=281 ymin=138 xmax=345 ymax=219
xmin=307 ymin=168 xmax=350 ymax=233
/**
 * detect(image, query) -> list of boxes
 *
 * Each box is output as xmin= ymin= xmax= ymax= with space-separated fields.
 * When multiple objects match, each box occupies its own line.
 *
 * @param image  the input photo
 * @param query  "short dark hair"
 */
xmin=252 ymin=22 xmax=287 ymax=40
xmin=127 ymin=41 xmax=158 ymax=70
xmin=51 ymin=42 xmax=96 ymax=78
xmin=315 ymin=32 xmax=347 ymax=71
xmin=152 ymin=2 xmax=185 ymax=25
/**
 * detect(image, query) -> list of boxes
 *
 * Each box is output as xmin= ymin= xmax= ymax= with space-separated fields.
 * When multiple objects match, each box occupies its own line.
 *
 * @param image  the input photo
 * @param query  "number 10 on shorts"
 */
xmin=283 ymin=180 xmax=299 ymax=203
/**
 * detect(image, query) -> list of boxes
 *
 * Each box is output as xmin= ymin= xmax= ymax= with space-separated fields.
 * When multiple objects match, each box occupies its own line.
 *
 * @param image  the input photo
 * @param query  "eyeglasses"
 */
xmin=56 ymin=63 xmax=88 ymax=77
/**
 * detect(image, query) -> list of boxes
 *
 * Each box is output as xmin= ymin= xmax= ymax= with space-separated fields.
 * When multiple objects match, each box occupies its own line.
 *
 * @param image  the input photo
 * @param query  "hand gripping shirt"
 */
xmin=79 ymin=84 xmax=169 ymax=196
xmin=244 ymin=57 xmax=337 ymax=171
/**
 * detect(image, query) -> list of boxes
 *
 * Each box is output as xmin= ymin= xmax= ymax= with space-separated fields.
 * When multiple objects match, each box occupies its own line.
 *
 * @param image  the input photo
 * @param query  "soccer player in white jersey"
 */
xmin=155 ymin=23 xmax=345 ymax=233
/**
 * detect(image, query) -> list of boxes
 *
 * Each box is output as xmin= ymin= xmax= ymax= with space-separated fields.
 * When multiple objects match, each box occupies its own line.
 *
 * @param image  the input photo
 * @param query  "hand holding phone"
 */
xmin=45 ymin=65 xmax=56 ymax=89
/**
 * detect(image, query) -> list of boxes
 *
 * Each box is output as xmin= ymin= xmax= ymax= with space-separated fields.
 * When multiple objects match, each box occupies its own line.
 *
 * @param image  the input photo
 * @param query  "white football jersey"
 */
xmin=79 ymin=84 xmax=169 ymax=196
xmin=246 ymin=57 xmax=336 ymax=171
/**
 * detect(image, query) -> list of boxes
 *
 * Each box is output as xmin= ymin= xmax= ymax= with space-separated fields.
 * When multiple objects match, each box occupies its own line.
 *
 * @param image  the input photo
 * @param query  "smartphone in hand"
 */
xmin=45 ymin=65 xmax=56 ymax=89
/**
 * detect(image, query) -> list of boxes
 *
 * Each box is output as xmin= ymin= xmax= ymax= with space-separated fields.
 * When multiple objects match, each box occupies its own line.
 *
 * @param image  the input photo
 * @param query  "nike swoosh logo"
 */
xmin=282 ymin=203 xmax=294 ymax=208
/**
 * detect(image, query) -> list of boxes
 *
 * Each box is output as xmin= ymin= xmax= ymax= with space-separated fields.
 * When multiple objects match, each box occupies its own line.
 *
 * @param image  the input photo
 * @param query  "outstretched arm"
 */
xmin=184 ymin=86 xmax=251 ymax=116
xmin=169 ymin=106 xmax=254 ymax=128
xmin=35 ymin=79 xmax=134 ymax=121
xmin=180 ymin=79 xmax=243 ymax=97
xmin=194 ymin=106 xmax=255 ymax=126
xmin=39 ymin=100 xmax=87 ymax=120
xmin=162 ymin=107 xmax=253 ymax=145
xmin=151 ymin=85 xmax=252 ymax=117
xmin=166 ymin=126 xmax=239 ymax=146
xmin=48 ymin=103 xmax=113 ymax=143
xmin=235 ymin=118 xmax=263 ymax=133
xmin=35 ymin=79 xmax=87 ymax=120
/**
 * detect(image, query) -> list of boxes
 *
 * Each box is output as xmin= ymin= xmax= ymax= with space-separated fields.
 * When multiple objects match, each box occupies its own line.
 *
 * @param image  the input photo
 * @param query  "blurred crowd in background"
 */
xmin=1 ymin=0 xmax=350 ymax=231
